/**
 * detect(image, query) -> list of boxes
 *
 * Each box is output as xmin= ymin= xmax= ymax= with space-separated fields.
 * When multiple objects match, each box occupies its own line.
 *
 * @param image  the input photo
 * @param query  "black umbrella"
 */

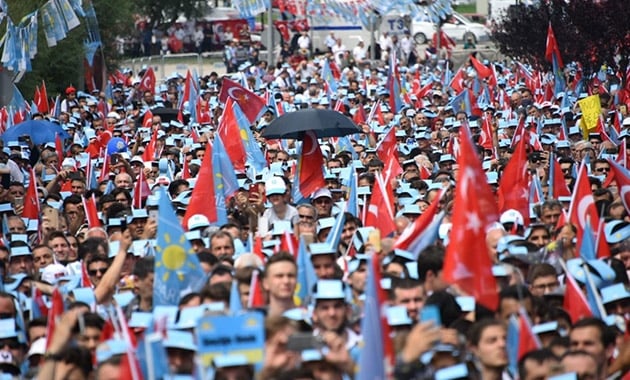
xmin=151 ymin=107 xmax=181 ymax=123
xmin=261 ymin=109 xmax=362 ymax=139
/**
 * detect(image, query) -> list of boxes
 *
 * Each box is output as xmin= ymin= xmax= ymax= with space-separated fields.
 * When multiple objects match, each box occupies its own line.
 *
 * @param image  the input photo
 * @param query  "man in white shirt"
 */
xmin=325 ymin=32 xmax=336 ymax=52
xmin=297 ymin=31 xmax=311 ymax=56
xmin=352 ymin=40 xmax=367 ymax=63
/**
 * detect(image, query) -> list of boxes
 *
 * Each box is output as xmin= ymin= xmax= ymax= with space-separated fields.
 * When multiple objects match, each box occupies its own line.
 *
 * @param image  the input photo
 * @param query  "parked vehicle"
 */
xmin=410 ymin=11 xmax=491 ymax=45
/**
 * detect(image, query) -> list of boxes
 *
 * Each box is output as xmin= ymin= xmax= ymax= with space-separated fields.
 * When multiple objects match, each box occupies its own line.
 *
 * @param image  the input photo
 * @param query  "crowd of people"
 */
xmin=1 ymin=26 xmax=630 ymax=380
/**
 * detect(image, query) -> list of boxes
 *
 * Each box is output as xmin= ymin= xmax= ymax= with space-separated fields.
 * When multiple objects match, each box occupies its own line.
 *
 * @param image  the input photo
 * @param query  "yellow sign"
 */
xmin=578 ymin=94 xmax=601 ymax=138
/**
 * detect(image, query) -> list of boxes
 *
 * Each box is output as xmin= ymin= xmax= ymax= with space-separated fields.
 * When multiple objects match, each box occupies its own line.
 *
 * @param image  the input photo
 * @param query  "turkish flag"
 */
xmin=551 ymin=157 xmax=572 ymax=199
xmin=274 ymin=20 xmax=290 ymax=41
xmin=248 ymin=270 xmax=266 ymax=308
xmin=609 ymin=159 xmax=630 ymax=214
xmin=142 ymin=127 xmax=157 ymax=162
xmin=296 ymin=131 xmax=326 ymax=198
xmin=376 ymin=127 xmax=402 ymax=184
xmin=563 ymin=271 xmax=592 ymax=323
xmin=517 ymin=311 xmax=541 ymax=360
xmin=470 ymin=55 xmax=493 ymax=79
xmin=132 ymin=169 xmax=150 ymax=209
xmin=498 ymin=139 xmax=530 ymax=226
xmin=82 ymin=195 xmax=101 ymax=228
xmin=352 ymin=106 xmax=366 ymax=125
xmin=279 ymin=231 xmax=298 ymax=258
xmin=22 ymin=169 xmax=40 ymax=220
xmin=568 ymin=161 xmax=601 ymax=250
xmin=183 ymin=141 xmax=219 ymax=228
xmin=443 ymin=126 xmax=499 ymax=311
xmin=218 ymin=77 xmax=266 ymax=124
xmin=479 ymin=116 xmax=494 ymax=151
xmin=40 ymin=81 xmax=50 ymax=114
xmin=45 ymin=288 xmax=65 ymax=350
xmin=364 ymin=174 xmax=396 ymax=237
xmin=395 ymin=189 xmax=443 ymax=250
xmin=449 ymin=67 xmax=466 ymax=94
xmin=138 ymin=67 xmax=156 ymax=94
xmin=217 ymin=98 xmax=247 ymax=171
xmin=142 ymin=109 xmax=153 ymax=128
xmin=55 ymin=133 xmax=64 ymax=170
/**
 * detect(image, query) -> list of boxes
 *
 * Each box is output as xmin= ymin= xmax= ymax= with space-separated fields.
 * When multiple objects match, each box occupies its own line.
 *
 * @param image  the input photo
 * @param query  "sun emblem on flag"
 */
xmin=156 ymin=233 xmax=195 ymax=281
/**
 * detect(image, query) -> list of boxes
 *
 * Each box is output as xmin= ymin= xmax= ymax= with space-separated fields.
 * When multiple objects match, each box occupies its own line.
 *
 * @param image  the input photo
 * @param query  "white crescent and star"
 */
xmin=228 ymin=87 xmax=249 ymax=102
xmin=577 ymin=194 xmax=595 ymax=228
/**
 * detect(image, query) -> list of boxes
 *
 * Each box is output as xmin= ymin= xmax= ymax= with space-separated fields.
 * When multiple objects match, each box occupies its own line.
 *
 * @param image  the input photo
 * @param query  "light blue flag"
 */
xmin=346 ymin=165 xmax=358 ymax=217
xmin=548 ymin=151 xmax=556 ymax=199
xmin=356 ymin=256 xmax=385 ymax=380
xmin=229 ymin=279 xmax=242 ymax=313
xmin=336 ymin=135 xmax=357 ymax=160
xmin=583 ymin=266 xmax=604 ymax=320
xmin=10 ymin=84 xmax=25 ymax=111
xmin=40 ymin=2 xmax=58 ymax=47
xmin=57 ymin=0 xmax=80 ymax=30
xmin=233 ymin=102 xmax=267 ymax=171
xmin=321 ymin=59 xmax=337 ymax=93
xmin=295 ymin=237 xmax=317 ymax=307
xmin=212 ymin=136 xmax=240 ymax=226
xmin=136 ymin=332 xmax=169 ymax=380
xmin=154 ymin=186 xmax=205 ymax=306
xmin=505 ymin=315 xmax=520 ymax=377
xmin=579 ymin=218 xmax=596 ymax=261
xmin=325 ymin=209 xmax=345 ymax=251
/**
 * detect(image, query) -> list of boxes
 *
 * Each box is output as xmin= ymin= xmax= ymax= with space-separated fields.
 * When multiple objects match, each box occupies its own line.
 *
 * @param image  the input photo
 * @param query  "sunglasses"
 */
xmin=595 ymin=167 xmax=610 ymax=173
xmin=0 ymin=339 xmax=21 ymax=349
xmin=88 ymin=268 xmax=108 ymax=276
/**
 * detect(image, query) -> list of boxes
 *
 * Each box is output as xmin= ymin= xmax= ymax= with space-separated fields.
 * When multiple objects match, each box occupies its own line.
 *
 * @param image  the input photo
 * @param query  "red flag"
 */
xmin=563 ymin=271 xmax=592 ymax=323
xmin=551 ymin=158 xmax=572 ymax=199
xmin=449 ymin=67 xmax=466 ymax=94
xmin=479 ymin=116 xmax=494 ymax=151
xmin=279 ymin=231 xmax=298 ymax=258
xmin=517 ymin=311 xmax=541 ymax=360
xmin=55 ymin=133 xmax=64 ymax=170
xmin=376 ymin=127 xmax=403 ymax=183
xmin=352 ymin=106 xmax=366 ymax=125
xmin=252 ymin=236 xmax=266 ymax=263
xmin=433 ymin=30 xmax=455 ymax=50
xmin=181 ymin=158 xmax=191 ymax=180
xmin=395 ymin=189 xmax=443 ymax=250
xmin=45 ymin=288 xmax=65 ymax=350
xmin=443 ymin=127 xmax=499 ymax=310
xmin=608 ymin=159 xmax=630 ymax=214
xmin=183 ymin=143 xmax=219 ymax=228
xmin=470 ymin=55 xmax=493 ymax=79
xmin=22 ymin=169 xmax=40 ymax=220
xmin=142 ymin=109 xmax=153 ymax=128
xmin=33 ymin=288 xmax=49 ymax=317
xmin=217 ymin=98 xmax=248 ymax=171
xmin=40 ymin=81 xmax=50 ymax=114
xmin=371 ymin=254 xmax=396 ymax=375
xmin=296 ymin=131 xmax=326 ymax=198
xmin=142 ymin=127 xmax=157 ymax=162
xmin=274 ymin=20 xmax=290 ymax=41
xmin=132 ymin=169 xmax=150 ymax=209
xmin=568 ymin=162 xmax=601 ymax=250
xmin=248 ymin=269 xmax=266 ymax=308
xmin=545 ymin=23 xmax=564 ymax=68
xmin=364 ymin=174 xmax=396 ymax=237
xmin=218 ymin=77 xmax=266 ymax=124
xmin=81 ymin=261 xmax=93 ymax=288
xmin=618 ymin=138 xmax=629 ymax=169
xmin=82 ymin=195 xmax=101 ymax=228
xmin=99 ymin=320 xmax=115 ymax=342
xmin=498 ymin=139 xmax=530 ymax=226
xmin=138 ymin=67 xmax=156 ymax=94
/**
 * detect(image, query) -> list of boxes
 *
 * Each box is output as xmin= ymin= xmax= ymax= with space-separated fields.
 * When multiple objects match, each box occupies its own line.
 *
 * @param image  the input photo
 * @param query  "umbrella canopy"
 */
xmin=261 ymin=109 xmax=362 ymax=139
xmin=1 ymin=119 xmax=70 ymax=145
xmin=151 ymin=107 xmax=182 ymax=123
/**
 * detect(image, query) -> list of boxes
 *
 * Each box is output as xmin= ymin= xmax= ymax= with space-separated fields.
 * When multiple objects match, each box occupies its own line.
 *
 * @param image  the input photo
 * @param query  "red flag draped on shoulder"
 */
xmin=218 ymin=77 xmax=266 ymax=124
xmin=443 ymin=126 xmax=500 ymax=310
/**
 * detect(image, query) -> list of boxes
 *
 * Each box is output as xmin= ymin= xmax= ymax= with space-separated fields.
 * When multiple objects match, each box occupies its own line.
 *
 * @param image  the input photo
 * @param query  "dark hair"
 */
xmin=417 ymin=245 xmax=444 ymax=283
xmin=168 ymin=179 xmax=190 ymax=198
xmin=527 ymin=263 xmax=557 ymax=284
xmin=388 ymin=277 xmax=422 ymax=301
xmin=467 ymin=318 xmax=505 ymax=346
xmin=78 ymin=237 xmax=108 ymax=261
xmin=518 ymin=348 xmax=558 ymax=380
xmin=424 ymin=290 xmax=463 ymax=328
xmin=72 ymin=312 xmax=105 ymax=333
xmin=133 ymin=256 xmax=155 ymax=279
xmin=197 ymin=250 xmax=218 ymax=267
xmin=200 ymin=282 xmax=230 ymax=303
xmin=571 ymin=317 xmax=615 ymax=348
xmin=86 ymin=254 xmax=109 ymax=268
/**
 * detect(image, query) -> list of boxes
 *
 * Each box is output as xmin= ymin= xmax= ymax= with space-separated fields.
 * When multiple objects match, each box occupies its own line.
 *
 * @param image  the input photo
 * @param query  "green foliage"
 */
xmin=137 ymin=0 xmax=204 ymax=25
xmin=492 ymin=0 xmax=630 ymax=74
xmin=5 ymin=0 xmax=133 ymax=97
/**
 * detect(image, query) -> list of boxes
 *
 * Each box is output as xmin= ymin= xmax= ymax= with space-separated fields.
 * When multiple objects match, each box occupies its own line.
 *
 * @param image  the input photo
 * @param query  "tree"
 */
xmin=5 ymin=0 xmax=133 ymax=97
xmin=492 ymin=0 xmax=630 ymax=75
xmin=136 ymin=0 xmax=204 ymax=26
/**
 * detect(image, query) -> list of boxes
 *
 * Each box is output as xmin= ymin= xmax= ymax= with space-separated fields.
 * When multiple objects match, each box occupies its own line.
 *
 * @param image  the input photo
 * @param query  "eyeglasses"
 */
xmin=0 ymin=339 xmax=21 ymax=349
xmin=595 ymin=167 xmax=610 ymax=173
xmin=314 ymin=198 xmax=332 ymax=205
xmin=88 ymin=268 xmax=108 ymax=276
xmin=299 ymin=214 xmax=314 ymax=220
